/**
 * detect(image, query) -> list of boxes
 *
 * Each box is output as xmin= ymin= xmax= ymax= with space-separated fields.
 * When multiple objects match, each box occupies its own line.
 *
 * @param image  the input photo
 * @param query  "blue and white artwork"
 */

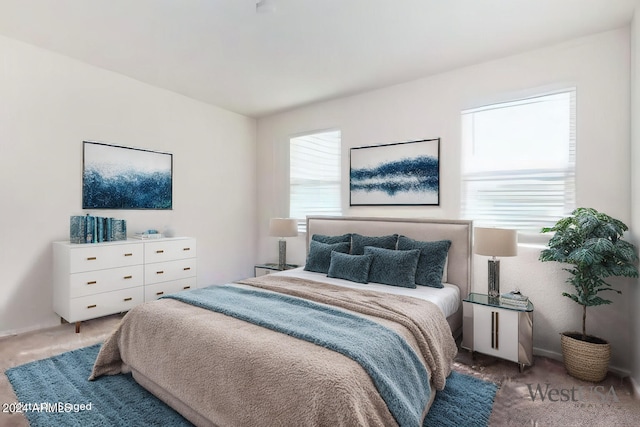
xmin=83 ymin=141 xmax=172 ymax=209
xmin=350 ymin=138 xmax=439 ymax=205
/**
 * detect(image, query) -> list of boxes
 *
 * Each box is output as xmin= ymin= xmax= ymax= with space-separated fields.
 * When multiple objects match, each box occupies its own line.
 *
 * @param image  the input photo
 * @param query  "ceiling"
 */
xmin=0 ymin=0 xmax=637 ymax=118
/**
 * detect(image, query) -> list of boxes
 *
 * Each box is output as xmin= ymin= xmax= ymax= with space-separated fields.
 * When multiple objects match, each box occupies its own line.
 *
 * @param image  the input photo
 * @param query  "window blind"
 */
xmin=290 ymin=130 xmax=341 ymax=231
xmin=461 ymin=90 xmax=576 ymax=232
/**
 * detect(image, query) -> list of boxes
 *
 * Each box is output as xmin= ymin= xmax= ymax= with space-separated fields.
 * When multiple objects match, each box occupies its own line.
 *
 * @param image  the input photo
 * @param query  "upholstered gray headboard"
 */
xmin=306 ymin=215 xmax=473 ymax=302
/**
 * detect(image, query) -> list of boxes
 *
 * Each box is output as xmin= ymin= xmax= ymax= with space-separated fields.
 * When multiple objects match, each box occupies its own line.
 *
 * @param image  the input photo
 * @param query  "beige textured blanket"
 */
xmin=90 ymin=275 xmax=457 ymax=427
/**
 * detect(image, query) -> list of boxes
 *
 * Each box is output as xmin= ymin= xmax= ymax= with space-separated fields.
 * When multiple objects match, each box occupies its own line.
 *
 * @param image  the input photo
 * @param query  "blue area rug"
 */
xmin=5 ymin=343 xmax=498 ymax=427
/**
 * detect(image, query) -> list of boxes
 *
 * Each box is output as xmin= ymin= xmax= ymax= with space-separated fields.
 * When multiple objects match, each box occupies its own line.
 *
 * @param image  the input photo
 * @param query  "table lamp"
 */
xmin=269 ymin=218 xmax=298 ymax=270
xmin=474 ymin=227 xmax=518 ymax=298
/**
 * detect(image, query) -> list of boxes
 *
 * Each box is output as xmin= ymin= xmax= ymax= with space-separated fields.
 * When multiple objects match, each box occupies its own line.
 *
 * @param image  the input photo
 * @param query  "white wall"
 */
xmin=0 ymin=35 xmax=258 ymax=336
xmin=630 ymin=7 xmax=640 ymax=395
xmin=256 ymin=28 xmax=635 ymax=373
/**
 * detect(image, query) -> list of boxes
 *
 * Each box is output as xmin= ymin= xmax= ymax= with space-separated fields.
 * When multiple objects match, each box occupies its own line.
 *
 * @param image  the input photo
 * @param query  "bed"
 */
xmin=90 ymin=216 xmax=472 ymax=427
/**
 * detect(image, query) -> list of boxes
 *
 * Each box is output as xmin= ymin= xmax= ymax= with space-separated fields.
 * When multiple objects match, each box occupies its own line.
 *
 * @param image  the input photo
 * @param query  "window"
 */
xmin=290 ymin=130 xmax=341 ymax=230
xmin=461 ymin=90 xmax=576 ymax=232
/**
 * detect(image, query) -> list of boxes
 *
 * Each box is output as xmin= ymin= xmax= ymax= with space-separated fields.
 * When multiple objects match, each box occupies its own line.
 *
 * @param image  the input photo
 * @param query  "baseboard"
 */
xmin=533 ymin=346 xmax=631 ymax=378
xmin=0 ymin=320 xmax=59 ymax=339
xmin=533 ymin=346 xmax=562 ymax=362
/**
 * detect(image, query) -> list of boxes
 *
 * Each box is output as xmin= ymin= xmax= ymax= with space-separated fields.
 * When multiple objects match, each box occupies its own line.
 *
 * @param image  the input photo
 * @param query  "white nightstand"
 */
xmin=462 ymin=292 xmax=534 ymax=372
xmin=254 ymin=263 xmax=299 ymax=277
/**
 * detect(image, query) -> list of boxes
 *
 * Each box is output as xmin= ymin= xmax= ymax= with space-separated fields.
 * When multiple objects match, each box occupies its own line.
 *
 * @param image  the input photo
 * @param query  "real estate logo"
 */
xmin=526 ymin=383 xmax=620 ymax=407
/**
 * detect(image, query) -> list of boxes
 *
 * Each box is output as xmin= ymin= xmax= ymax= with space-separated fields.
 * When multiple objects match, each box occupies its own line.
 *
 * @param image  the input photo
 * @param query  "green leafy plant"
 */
xmin=539 ymin=207 xmax=638 ymax=341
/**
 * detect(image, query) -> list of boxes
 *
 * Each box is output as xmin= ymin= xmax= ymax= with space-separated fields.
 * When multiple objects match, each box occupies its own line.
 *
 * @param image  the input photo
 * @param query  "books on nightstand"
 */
xmin=499 ymin=290 xmax=529 ymax=308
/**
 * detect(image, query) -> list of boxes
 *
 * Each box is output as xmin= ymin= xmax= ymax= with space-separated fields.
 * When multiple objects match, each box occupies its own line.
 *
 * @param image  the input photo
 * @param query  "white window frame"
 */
xmin=461 ymin=89 xmax=576 ymax=239
xmin=289 ymin=129 xmax=342 ymax=232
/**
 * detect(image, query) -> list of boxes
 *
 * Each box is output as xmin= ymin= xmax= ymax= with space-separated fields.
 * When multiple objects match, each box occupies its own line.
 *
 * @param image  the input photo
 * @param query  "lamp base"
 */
xmin=488 ymin=258 xmax=500 ymax=298
xmin=278 ymin=239 xmax=287 ymax=270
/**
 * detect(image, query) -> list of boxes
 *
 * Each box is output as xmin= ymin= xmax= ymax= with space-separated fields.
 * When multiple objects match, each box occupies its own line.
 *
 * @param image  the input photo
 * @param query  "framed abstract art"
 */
xmin=350 ymin=138 xmax=440 ymax=206
xmin=82 ymin=141 xmax=173 ymax=210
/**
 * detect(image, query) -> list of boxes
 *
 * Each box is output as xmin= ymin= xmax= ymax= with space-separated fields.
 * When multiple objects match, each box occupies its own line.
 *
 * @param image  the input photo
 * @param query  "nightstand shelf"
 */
xmin=462 ymin=292 xmax=534 ymax=372
xmin=254 ymin=263 xmax=299 ymax=277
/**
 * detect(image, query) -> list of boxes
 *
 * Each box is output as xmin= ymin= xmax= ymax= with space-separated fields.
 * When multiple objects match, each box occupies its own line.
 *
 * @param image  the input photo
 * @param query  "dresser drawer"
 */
xmin=144 ymin=239 xmax=196 ymax=264
xmin=69 ymin=243 xmax=143 ymax=273
xmin=69 ymin=265 xmax=144 ymax=298
xmin=145 ymin=258 xmax=197 ymax=285
xmin=68 ymin=287 xmax=144 ymax=322
xmin=144 ymin=279 xmax=196 ymax=301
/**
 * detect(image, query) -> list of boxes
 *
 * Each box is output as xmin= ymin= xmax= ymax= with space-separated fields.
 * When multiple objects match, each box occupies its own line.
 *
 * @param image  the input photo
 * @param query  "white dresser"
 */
xmin=53 ymin=237 xmax=197 ymax=332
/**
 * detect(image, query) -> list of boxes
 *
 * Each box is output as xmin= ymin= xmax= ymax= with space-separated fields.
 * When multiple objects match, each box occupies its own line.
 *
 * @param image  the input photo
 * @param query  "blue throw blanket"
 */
xmin=163 ymin=284 xmax=430 ymax=427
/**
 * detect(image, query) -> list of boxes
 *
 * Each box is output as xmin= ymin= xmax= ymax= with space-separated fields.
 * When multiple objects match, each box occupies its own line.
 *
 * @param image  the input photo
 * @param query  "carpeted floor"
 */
xmin=455 ymin=350 xmax=640 ymax=426
xmin=1 ymin=314 xmax=639 ymax=426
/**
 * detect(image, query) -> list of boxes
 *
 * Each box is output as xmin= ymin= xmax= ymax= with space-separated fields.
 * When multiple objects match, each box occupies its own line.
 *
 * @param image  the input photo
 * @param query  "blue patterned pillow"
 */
xmin=312 ymin=233 xmax=351 ymax=245
xmin=327 ymin=252 xmax=374 ymax=284
xmin=304 ymin=240 xmax=350 ymax=274
xmin=397 ymin=236 xmax=452 ymax=288
xmin=351 ymin=233 xmax=398 ymax=255
xmin=364 ymin=246 xmax=420 ymax=288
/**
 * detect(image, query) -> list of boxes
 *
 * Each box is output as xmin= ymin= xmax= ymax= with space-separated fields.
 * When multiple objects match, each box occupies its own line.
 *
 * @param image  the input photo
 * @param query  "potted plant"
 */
xmin=539 ymin=207 xmax=638 ymax=382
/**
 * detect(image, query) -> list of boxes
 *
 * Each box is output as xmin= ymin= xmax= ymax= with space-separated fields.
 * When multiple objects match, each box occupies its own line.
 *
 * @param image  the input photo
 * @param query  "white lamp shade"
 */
xmin=474 ymin=227 xmax=517 ymax=257
xmin=269 ymin=218 xmax=298 ymax=237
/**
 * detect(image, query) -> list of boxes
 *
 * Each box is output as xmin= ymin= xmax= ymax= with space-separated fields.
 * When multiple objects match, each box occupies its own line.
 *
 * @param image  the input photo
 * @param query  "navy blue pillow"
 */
xmin=327 ymin=252 xmax=374 ymax=284
xmin=397 ymin=236 xmax=452 ymax=288
xmin=304 ymin=240 xmax=350 ymax=274
xmin=364 ymin=246 xmax=420 ymax=288
xmin=312 ymin=233 xmax=351 ymax=245
xmin=351 ymin=233 xmax=398 ymax=255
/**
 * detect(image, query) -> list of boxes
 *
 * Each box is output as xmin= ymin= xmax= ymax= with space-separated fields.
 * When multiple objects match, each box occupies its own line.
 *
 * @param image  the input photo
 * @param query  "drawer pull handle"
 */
xmin=156 ymin=291 xmax=164 ymax=296
xmin=183 ymin=267 xmax=191 ymax=271
xmin=491 ymin=311 xmax=499 ymax=350
xmin=124 ymin=297 xmax=133 ymax=302
xmin=183 ymin=247 xmax=191 ymax=251
xmin=183 ymin=286 xmax=191 ymax=290
xmin=87 ymin=304 xmax=97 ymax=309
xmin=87 ymin=257 xmax=97 ymax=261
xmin=124 ymin=253 xmax=133 ymax=257
xmin=123 ymin=275 xmax=132 ymax=280
xmin=86 ymin=281 xmax=97 ymax=285
xmin=156 ymin=271 xmax=164 ymax=275
xmin=156 ymin=250 xmax=164 ymax=254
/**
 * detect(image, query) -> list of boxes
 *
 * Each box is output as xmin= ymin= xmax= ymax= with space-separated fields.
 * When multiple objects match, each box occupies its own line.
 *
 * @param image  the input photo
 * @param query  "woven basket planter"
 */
xmin=560 ymin=332 xmax=611 ymax=382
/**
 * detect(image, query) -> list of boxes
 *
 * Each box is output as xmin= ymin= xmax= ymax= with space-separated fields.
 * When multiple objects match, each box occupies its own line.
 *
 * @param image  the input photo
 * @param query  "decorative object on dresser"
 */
xmin=82 ymin=141 xmax=173 ymax=210
xmin=53 ymin=237 xmax=196 ymax=333
xmin=462 ymin=292 xmax=534 ymax=372
xmin=474 ymin=227 xmax=518 ymax=298
xmin=132 ymin=230 xmax=164 ymax=239
xmin=70 ymin=214 xmax=127 ymax=243
xmin=539 ymin=207 xmax=638 ymax=382
xmin=268 ymin=218 xmax=298 ymax=269
xmin=349 ymin=138 xmax=440 ymax=206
